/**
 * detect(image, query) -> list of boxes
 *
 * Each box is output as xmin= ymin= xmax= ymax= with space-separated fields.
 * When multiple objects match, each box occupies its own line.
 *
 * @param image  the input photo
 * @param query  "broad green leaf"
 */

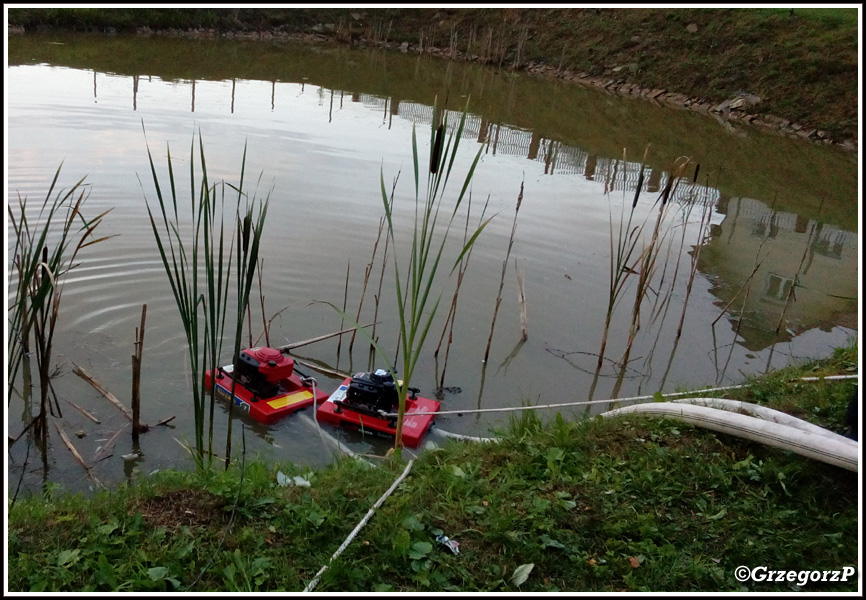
xmin=408 ymin=541 xmax=433 ymax=559
xmin=511 ymin=563 xmax=534 ymax=587
xmin=96 ymin=522 xmax=118 ymax=536
xmin=57 ymin=549 xmax=80 ymax=568
xmin=707 ymin=508 xmax=727 ymax=520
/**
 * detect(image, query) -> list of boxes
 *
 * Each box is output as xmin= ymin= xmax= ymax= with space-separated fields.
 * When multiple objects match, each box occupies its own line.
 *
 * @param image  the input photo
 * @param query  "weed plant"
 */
xmin=333 ymin=102 xmax=491 ymax=450
xmin=7 ymin=166 xmax=111 ymax=500
xmin=143 ymin=131 xmax=268 ymax=466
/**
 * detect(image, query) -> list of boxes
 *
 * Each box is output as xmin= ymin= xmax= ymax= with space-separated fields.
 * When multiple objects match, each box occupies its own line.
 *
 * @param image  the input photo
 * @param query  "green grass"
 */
xmin=758 ymin=7 xmax=858 ymax=25
xmin=8 ymin=345 xmax=858 ymax=592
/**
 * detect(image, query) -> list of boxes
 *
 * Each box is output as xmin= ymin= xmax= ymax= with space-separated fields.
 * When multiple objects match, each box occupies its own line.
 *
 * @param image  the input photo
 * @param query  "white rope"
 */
xmin=303 ymin=459 xmax=415 ymax=593
xmin=384 ymin=374 xmax=859 ymax=418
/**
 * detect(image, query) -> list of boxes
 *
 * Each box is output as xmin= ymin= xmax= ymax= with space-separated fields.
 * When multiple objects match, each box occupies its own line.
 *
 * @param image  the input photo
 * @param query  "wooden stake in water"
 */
xmin=131 ymin=304 xmax=147 ymax=440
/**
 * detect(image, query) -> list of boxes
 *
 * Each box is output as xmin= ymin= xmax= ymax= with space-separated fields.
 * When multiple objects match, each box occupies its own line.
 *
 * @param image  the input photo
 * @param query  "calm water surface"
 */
xmin=6 ymin=34 xmax=859 ymax=494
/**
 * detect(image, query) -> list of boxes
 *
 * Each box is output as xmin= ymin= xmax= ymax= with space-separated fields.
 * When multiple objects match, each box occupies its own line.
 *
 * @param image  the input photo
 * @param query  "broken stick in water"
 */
xmin=93 ymin=425 xmax=127 ymax=463
xmin=279 ymin=323 xmax=377 ymax=352
xmin=72 ymin=363 xmax=134 ymax=422
xmin=53 ymin=419 xmax=103 ymax=488
xmin=63 ymin=397 xmax=101 ymax=424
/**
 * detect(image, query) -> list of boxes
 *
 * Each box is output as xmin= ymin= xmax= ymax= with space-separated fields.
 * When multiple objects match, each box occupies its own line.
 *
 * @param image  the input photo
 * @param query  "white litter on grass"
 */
xmin=277 ymin=471 xmax=311 ymax=488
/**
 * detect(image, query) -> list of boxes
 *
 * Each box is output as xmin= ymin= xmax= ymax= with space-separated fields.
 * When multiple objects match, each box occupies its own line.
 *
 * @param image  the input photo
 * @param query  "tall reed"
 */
xmin=382 ymin=104 xmax=491 ymax=448
xmin=143 ymin=131 xmax=268 ymax=466
xmin=434 ymin=191 xmax=490 ymax=390
xmin=618 ymin=156 xmax=690 ymax=369
xmin=334 ymin=102 xmax=491 ymax=450
xmin=595 ymin=147 xmax=649 ymax=372
xmin=224 ymin=186 xmax=269 ymax=468
xmin=8 ymin=167 xmax=111 ymax=438
xmin=483 ymin=182 xmax=523 ymax=363
xmin=590 ymin=149 xmax=700 ymax=401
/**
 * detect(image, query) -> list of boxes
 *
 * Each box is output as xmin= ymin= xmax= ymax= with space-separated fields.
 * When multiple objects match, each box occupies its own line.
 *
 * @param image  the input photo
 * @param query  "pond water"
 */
xmin=6 ymin=33 xmax=859 ymax=495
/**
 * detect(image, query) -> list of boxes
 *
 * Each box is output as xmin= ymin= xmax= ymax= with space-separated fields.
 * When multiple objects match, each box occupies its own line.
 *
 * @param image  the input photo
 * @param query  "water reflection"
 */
xmin=10 ymin=62 xmax=857 ymax=374
xmin=110 ymin=68 xmax=720 ymax=207
xmin=6 ymin=38 xmax=858 ymax=495
xmin=701 ymin=196 xmax=858 ymax=353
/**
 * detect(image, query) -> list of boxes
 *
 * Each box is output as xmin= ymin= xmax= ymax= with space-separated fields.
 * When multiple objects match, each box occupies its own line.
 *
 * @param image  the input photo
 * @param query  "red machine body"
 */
xmin=205 ymin=347 xmax=328 ymax=425
xmin=316 ymin=371 xmax=440 ymax=448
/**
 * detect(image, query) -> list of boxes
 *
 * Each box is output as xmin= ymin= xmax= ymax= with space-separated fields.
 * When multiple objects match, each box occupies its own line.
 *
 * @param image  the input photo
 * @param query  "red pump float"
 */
xmin=316 ymin=368 xmax=440 ymax=448
xmin=205 ymin=347 xmax=328 ymax=425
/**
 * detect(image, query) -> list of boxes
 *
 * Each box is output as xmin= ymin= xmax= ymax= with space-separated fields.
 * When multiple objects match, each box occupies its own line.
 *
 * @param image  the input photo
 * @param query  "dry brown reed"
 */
xmin=483 ymin=181 xmax=524 ymax=363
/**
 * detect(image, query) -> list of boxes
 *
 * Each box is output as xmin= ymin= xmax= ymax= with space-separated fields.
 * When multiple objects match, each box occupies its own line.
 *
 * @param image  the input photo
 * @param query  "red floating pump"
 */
xmin=236 ymin=347 xmax=295 ymax=395
xmin=316 ymin=369 xmax=440 ymax=448
xmin=205 ymin=347 xmax=328 ymax=425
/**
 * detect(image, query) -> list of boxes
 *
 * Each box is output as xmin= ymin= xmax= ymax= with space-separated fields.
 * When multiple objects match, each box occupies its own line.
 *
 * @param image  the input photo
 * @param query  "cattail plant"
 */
xmin=382 ymin=104 xmax=491 ymax=450
xmin=143 ymin=130 xmax=269 ymax=468
xmin=329 ymin=101 xmax=491 ymax=452
xmin=8 ymin=167 xmax=111 ymax=442
xmin=224 ymin=196 xmax=269 ymax=468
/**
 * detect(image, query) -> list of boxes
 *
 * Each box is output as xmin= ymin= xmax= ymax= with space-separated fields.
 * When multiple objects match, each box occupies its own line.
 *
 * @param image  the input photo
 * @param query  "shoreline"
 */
xmin=7 ymin=23 xmax=858 ymax=152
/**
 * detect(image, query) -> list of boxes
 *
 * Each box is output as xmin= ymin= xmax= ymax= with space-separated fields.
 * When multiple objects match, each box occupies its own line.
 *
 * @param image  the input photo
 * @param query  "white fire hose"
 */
xmin=601 ymin=399 xmax=858 ymax=472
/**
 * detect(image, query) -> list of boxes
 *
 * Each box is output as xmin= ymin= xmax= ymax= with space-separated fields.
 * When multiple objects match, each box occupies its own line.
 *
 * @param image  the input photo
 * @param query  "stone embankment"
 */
xmin=9 ymin=23 xmax=855 ymax=151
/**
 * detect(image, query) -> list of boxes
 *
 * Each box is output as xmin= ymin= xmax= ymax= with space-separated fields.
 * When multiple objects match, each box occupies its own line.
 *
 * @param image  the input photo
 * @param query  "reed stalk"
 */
xmin=434 ymin=192 xmax=489 ymax=390
xmin=328 ymin=102 xmax=490 ymax=451
xmin=7 ymin=166 xmax=111 ymax=439
xmin=371 ymin=174 xmax=399 ymax=350
xmin=596 ymin=147 xmax=647 ymax=372
xmin=143 ymin=131 xmax=268 ymax=468
xmin=516 ymin=259 xmax=528 ymax=342
xmin=483 ymin=182 xmax=524 ymax=363
xmin=764 ymin=203 xmax=824 ymax=373
xmin=224 ymin=188 xmax=269 ymax=469
xmin=618 ymin=157 xmax=690 ymax=368
xmin=349 ymin=215 xmax=387 ymax=353
xmin=383 ymin=103 xmax=490 ymax=449
xmin=131 ymin=304 xmax=147 ymax=441
xmin=337 ymin=259 xmax=350 ymax=359
xmin=674 ymin=177 xmax=713 ymax=339
xmin=255 ymin=259 xmax=269 ymax=347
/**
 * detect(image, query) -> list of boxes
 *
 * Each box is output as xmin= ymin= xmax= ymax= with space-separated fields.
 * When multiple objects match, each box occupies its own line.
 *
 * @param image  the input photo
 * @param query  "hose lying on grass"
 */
xmin=669 ymin=397 xmax=856 ymax=445
xmin=431 ymin=396 xmax=858 ymax=472
xmin=600 ymin=400 xmax=858 ymax=472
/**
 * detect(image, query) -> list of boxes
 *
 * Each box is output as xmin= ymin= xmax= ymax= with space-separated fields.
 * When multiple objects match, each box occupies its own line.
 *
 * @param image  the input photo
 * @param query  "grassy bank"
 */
xmin=7 ymin=345 xmax=859 ymax=592
xmin=6 ymin=7 xmax=859 ymax=144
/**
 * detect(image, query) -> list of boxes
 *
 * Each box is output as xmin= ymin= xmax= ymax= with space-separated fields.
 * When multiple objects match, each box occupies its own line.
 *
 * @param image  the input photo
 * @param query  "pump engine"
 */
xmin=334 ymin=369 xmax=419 ymax=423
xmin=220 ymin=347 xmax=294 ymax=400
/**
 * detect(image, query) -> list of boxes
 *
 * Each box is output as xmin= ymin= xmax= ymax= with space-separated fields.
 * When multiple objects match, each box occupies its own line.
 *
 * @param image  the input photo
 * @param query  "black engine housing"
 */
xmin=342 ymin=369 xmax=399 ymax=416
